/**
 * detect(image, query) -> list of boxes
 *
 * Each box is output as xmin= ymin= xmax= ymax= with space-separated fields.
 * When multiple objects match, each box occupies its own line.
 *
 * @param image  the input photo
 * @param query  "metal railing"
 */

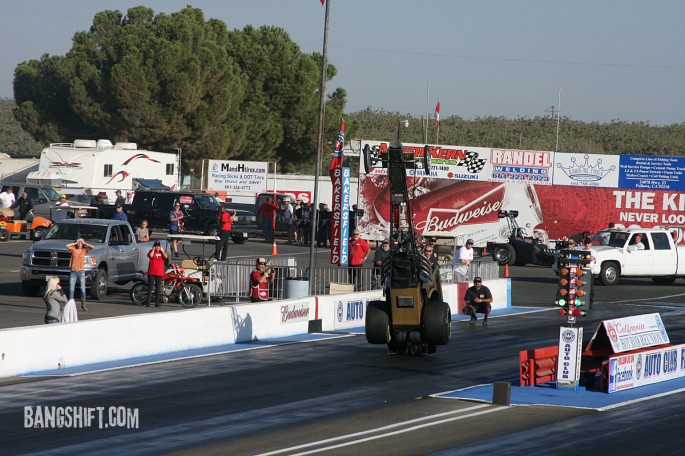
xmin=309 ymin=266 xmax=382 ymax=295
xmin=206 ymin=257 xmax=500 ymax=302
xmin=208 ymin=257 xmax=301 ymax=303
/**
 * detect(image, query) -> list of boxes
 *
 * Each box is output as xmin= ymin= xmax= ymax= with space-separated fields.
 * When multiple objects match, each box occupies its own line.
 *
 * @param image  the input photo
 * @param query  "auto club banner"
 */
xmin=208 ymin=160 xmax=268 ymax=194
xmin=357 ymin=140 xmax=685 ymax=244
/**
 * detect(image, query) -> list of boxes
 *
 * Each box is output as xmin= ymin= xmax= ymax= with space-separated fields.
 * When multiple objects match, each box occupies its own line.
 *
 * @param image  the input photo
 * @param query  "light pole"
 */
xmin=397 ymin=119 xmax=409 ymax=142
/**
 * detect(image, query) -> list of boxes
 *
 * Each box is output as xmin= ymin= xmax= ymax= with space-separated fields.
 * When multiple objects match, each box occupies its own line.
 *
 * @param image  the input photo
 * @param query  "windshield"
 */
xmin=593 ymin=230 xmax=629 ymax=248
xmin=44 ymin=223 xmax=108 ymax=243
xmin=194 ymin=194 xmax=219 ymax=210
xmin=43 ymin=187 xmax=60 ymax=201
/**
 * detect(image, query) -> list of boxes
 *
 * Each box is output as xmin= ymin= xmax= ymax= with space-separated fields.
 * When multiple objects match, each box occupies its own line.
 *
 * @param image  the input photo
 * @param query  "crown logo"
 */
xmin=556 ymin=154 xmax=615 ymax=182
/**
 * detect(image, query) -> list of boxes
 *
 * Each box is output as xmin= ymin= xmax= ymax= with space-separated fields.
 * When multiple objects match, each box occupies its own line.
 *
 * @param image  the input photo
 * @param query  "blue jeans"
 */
xmin=262 ymin=217 xmax=274 ymax=243
xmin=69 ymin=270 xmax=86 ymax=301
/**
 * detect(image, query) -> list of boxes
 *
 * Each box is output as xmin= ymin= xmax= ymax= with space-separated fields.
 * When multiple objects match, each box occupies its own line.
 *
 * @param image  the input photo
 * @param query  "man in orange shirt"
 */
xmin=66 ymin=237 xmax=94 ymax=311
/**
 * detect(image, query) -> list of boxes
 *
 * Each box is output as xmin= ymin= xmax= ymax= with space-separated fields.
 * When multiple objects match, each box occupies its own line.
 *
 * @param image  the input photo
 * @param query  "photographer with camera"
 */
xmin=146 ymin=240 xmax=169 ymax=307
xmin=250 ymin=257 xmax=275 ymax=302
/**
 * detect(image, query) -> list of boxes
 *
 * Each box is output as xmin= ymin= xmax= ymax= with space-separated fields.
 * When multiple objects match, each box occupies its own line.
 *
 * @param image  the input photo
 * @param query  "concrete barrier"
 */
xmin=0 ymin=280 xmax=510 ymax=378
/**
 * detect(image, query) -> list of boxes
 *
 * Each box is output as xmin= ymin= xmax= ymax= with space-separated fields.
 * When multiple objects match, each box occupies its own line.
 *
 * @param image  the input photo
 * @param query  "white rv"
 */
xmin=30 ymin=139 xmax=179 ymax=200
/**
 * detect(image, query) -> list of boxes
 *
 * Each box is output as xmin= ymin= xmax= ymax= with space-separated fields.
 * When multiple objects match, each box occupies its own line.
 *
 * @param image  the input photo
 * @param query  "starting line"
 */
xmin=435 ymin=376 xmax=685 ymax=411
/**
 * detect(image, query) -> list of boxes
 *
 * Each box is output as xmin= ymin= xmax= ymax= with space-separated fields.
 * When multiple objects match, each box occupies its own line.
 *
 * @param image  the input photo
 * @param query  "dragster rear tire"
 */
xmin=365 ymin=300 xmax=391 ymax=344
xmin=424 ymin=301 xmax=451 ymax=346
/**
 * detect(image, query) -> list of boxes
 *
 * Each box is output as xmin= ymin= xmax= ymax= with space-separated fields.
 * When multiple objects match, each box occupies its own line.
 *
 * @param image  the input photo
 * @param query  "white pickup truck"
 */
xmin=590 ymin=228 xmax=685 ymax=286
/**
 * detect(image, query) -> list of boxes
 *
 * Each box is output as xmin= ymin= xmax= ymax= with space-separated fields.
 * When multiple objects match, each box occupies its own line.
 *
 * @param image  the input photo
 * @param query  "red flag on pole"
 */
xmin=435 ymin=100 xmax=441 ymax=130
xmin=321 ymin=0 xmax=325 ymax=5
xmin=329 ymin=119 xmax=345 ymax=176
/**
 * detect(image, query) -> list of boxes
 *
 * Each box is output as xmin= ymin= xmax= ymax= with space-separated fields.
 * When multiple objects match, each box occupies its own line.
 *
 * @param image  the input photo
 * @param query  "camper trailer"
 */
xmin=29 ymin=140 xmax=179 ymax=200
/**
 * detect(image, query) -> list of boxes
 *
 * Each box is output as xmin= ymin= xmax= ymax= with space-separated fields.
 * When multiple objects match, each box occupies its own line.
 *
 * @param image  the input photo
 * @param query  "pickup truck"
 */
xmin=588 ymin=228 xmax=685 ymax=286
xmin=20 ymin=219 xmax=162 ymax=298
xmin=97 ymin=191 xmax=253 ymax=243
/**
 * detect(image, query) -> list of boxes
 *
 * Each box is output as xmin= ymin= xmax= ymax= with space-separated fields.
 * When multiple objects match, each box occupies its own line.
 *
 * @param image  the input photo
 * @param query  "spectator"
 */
xmin=42 ymin=276 xmax=67 ymax=324
xmin=349 ymin=203 xmax=359 ymax=233
xmin=463 ymin=276 xmax=493 ymax=326
xmin=317 ymin=203 xmax=331 ymax=247
xmin=66 ymin=238 xmax=94 ymax=311
xmin=348 ymin=230 xmax=370 ymax=290
xmin=146 ymin=240 xmax=168 ymax=307
xmin=112 ymin=204 xmax=128 ymax=222
xmin=214 ymin=192 xmax=223 ymax=203
xmin=283 ymin=197 xmax=297 ymax=244
xmin=114 ymin=190 xmax=125 ymax=206
xmin=454 ymin=238 xmax=475 ymax=280
xmin=424 ymin=244 xmax=439 ymax=266
xmin=257 ymin=198 xmax=279 ymax=243
xmin=373 ymin=239 xmax=391 ymax=286
xmin=250 ymin=257 xmax=275 ymax=302
xmin=136 ymin=219 xmax=150 ymax=242
xmin=89 ymin=193 xmax=103 ymax=207
xmin=52 ymin=194 xmax=71 ymax=222
xmin=169 ymin=202 xmax=185 ymax=257
xmin=11 ymin=191 xmax=33 ymax=220
xmin=125 ymin=191 xmax=134 ymax=204
xmin=295 ymin=199 xmax=306 ymax=245
xmin=0 ymin=186 xmax=15 ymax=208
xmin=215 ymin=205 xmax=235 ymax=261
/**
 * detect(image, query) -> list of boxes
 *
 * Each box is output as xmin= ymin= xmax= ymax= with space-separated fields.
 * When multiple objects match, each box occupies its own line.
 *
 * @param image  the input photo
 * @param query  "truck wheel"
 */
xmin=90 ymin=269 xmax=108 ymax=300
xmin=178 ymin=283 xmax=203 ymax=308
xmin=22 ymin=281 xmax=41 ymax=297
xmin=600 ymin=262 xmax=619 ymax=286
xmin=31 ymin=227 xmax=47 ymax=242
xmin=424 ymin=301 xmax=451 ymax=345
xmin=130 ymin=283 xmax=149 ymax=306
xmin=492 ymin=244 xmax=516 ymax=265
xmin=366 ymin=300 xmax=391 ymax=344
xmin=652 ymin=276 xmax=676 ymax=285
xmin=0 ymin=229 xmax=8 ymax=242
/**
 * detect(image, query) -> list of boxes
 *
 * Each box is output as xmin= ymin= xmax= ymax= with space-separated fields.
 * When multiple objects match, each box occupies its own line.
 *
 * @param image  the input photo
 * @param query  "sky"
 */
xmin=0 ymin=0 xmax=683 ymax=126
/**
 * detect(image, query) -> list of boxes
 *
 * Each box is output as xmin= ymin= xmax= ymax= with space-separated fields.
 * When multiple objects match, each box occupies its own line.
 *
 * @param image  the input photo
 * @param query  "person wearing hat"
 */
xmin=250 ymin=258 xmax=275 ymax=302
xmin=454 ymin=238 xmax=475 ymax=280
xmin=463 ymin=276 xmax=492 ymax=326
xmin=114 ymin=190 xmax=125 ymax=206
xmin=125 ymin=191 xmax=134 ymax=204
xmin=112 ymin=203 xmax=128 ymax=222
xmin=145 ymin=240 xmax=168 ymax=307
xmin=215 ymin=205 xmax=236 ymax=261
xmin=52 ymin=194 xmax=71 ymax=222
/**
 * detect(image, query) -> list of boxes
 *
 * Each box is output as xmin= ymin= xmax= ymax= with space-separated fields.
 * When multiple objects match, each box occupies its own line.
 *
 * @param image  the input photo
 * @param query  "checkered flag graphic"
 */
xmin=463 ymin=151 xmax=486 ymax=173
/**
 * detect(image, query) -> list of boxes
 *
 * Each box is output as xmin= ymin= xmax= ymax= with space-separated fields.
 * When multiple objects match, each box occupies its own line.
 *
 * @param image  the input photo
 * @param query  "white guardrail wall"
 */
xmin=0 ymin=279 xmax=510 ymax=378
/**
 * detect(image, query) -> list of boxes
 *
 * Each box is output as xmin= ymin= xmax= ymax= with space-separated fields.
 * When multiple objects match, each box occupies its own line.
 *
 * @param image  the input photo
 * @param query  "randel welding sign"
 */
xmin=208 ymin=160 xmax=268 ymax=194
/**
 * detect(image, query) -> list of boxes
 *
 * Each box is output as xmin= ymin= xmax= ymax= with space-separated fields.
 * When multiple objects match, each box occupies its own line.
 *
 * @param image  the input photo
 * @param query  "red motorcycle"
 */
xmin=130 ymin=263 xmax=203 ymax=308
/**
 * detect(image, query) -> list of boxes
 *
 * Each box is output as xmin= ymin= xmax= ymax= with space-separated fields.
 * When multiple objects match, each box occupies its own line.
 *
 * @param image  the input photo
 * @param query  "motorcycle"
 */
xmin=130 ymin=263 xmax=203 ymax=308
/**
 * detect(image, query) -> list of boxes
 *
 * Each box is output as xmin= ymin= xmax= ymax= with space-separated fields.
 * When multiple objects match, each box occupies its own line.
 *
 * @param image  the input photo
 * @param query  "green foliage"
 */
xmin=347 ymin=108 xmax=685 ymax=156
xmin=12 ymin=6 xmax=347 ymax=173
xmin=0 ymin=98 xmax=44 ymax=155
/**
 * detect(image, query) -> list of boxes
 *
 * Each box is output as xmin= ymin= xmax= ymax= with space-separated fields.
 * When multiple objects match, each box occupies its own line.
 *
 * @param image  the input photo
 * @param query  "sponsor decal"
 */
xmin=556 ymin=154 xmax=615 ymax=182
xmin=337 ymin=301 xmax=344 ymax=323
xmin=281 ymin=303 xmax=309 ymax=324
xmin=105 ymin=170 xmax=129 ymax=184
xmin=122 ymin=153 xmax=161 ymax=165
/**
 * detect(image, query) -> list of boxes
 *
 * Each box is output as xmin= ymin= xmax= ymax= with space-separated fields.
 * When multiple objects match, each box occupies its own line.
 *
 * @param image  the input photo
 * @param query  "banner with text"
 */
xmin=208 ymin=160 xmax=268 ymax=194
xmin=330 ymin=167 xmax=351 ymax=265
xmin=608 ymin=343 xmax=685 ymax=393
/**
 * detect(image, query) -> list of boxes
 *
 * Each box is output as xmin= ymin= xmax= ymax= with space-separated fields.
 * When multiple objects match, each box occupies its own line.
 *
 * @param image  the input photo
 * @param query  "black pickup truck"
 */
xmin=97 ymin=191 xmax=251 ymax=242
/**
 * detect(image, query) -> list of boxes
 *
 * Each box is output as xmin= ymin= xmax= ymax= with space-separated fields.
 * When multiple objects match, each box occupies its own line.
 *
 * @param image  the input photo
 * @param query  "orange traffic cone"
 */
xmin=503 ymin=263 xmax=510 ymax=278
xmin=271 ymin=240 xmax=278 ymax=256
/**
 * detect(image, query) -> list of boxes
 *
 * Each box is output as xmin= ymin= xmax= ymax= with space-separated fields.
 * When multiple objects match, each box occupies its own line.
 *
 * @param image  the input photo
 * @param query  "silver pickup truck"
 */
xmin=20 ymin=219 xmax=162 ymax=298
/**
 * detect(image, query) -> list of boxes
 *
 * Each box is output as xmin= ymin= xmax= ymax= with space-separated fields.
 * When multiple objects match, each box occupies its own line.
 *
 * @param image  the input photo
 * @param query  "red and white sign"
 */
xmin=596 ymin=313 xmax=670 ymax=353
xmin=278 ymin=190 xmax=312 ymax=204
